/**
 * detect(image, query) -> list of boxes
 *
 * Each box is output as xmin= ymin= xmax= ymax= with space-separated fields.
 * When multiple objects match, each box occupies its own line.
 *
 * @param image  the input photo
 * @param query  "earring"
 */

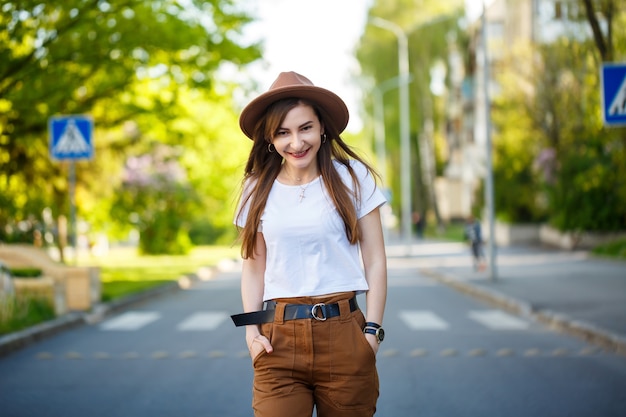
xmin=268 ymin=143 xmax=275 ymax=153
xmin=322 ymin=133 xmax=327 ymax=144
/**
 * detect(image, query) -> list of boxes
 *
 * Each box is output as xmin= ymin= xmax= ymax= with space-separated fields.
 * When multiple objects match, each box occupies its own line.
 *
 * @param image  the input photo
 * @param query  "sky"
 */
xmin=239 ymin=0 xmax=372 ymax=133
xmin=236 ymin=0 xmax=488 ymax=133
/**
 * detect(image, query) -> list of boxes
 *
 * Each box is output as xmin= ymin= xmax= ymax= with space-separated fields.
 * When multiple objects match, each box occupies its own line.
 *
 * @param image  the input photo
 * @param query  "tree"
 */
xmin=582 ymin=0 xmax=616 ymax=61
xmin=490 ymin=42 xmax=547 ymax=224
xmin=356 ymin=0 xmax=465 ymax=228
xmin=491 ymin=4 xmax=626 ymax=233
xmin=111 ymin=143 xmax=199 ymax=254
xmin=0 ymin=0 xmax=260 ymax=251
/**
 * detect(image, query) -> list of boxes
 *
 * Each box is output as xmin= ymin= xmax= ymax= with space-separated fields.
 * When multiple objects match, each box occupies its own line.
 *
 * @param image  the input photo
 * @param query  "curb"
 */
xmin=0 ymin=278 xmax=186 ymax=358
xmin=0 ymin=312 xmax=85 ymax=358
xmin=421 ymin=268 xmax=626 ymax=357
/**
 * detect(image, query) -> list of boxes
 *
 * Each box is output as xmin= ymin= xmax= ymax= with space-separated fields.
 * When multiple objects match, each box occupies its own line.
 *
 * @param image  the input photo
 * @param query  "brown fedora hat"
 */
xmin=239 ymin=71 xmax=349 ymax=140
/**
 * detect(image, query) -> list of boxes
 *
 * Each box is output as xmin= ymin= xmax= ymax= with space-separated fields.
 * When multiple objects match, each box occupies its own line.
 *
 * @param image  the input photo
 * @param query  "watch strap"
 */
xmin=363 ymin=326 xmax=385 ymax=343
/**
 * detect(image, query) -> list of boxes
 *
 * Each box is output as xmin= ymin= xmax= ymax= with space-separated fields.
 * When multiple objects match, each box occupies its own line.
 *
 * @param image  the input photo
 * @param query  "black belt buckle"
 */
xmin=311 ymin=303 xmax=327 ymax=321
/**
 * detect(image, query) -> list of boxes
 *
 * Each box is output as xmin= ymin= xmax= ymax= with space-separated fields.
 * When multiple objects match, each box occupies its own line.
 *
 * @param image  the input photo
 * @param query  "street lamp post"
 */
xmin=371 ymin=17 xmax=413 ymax=252
xmin=481 ymin=2 xmax=497 ymax=280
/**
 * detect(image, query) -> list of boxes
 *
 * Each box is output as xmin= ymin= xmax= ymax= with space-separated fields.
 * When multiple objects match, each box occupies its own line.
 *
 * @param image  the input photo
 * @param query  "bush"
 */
xmin=548 ymin=134 xmax=626 ymax=232
xmin=188 ymin=219 xmax=237 ymax=245
xmin=0 ymin=294 xmax=56 ymax=335
xmin=138 ymin=210 xmax=192 ymax=255
xmin=10 ymin=268 xmax=42 ymax=278
xmin=592 ymin=238 xmax=626 ymax=260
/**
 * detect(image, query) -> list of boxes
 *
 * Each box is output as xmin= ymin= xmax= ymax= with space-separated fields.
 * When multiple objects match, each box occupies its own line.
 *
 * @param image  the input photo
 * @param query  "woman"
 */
xmin=231 ymin=71 xmax=387 ymax=417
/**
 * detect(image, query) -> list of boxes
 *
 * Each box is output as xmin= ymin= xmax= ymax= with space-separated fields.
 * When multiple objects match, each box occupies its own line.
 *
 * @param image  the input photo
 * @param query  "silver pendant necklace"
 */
xmin=297 ymin=182 xmax=312 ymax=203
xmin=283 ymin=169 xmax=315 ymax=203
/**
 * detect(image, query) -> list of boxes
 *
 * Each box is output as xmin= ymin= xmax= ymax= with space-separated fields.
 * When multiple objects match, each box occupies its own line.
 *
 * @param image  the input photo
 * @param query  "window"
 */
xmin=554 ymin=1 xmax=563 ymax=19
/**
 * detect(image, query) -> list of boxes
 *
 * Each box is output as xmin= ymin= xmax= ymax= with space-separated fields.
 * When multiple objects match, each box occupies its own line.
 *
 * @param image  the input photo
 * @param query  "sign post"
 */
xmin=49 ymin=115 xmax=94 ymax=263
xmin=601 ymin=63 xmax=626 ymax=127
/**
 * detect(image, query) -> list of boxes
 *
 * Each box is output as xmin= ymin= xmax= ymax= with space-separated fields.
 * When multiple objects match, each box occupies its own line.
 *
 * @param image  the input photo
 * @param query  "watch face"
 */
xmin=376 ymin=328 xmax=385 ymax=343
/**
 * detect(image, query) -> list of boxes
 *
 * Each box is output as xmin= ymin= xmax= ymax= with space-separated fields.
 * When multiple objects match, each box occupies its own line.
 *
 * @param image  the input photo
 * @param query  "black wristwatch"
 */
xmin=363 ymin=322 xmax=385 ymax=344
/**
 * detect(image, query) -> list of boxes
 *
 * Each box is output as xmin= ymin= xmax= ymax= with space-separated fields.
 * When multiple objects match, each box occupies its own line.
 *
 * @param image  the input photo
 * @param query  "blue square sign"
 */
xmin=49 ymin=115 xmax=94 ymax=160
xmin=601 ymin=63 xmax=626 ymax=127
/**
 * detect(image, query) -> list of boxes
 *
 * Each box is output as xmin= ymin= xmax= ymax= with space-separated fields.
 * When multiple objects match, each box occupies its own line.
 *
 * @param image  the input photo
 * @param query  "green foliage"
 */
xmin=100 ymin=280 xmax=170 ymax=303
xmin=492 ymin=47 xmax=547 ymax=223
xmin=9 ymin=268 xmax=42 ymax=278
xmin=356 ymin=0 xmax=465 ymax=218
xmin=138 ymin=210 xmax=193 ymax=255
xmin=0 ymin=294 xmax=55 ymax=335
xmin=549 ymin=132 xmax=626 ymax=231
xmin=358 ymin=0 xmax=626 ymax=234
xmin=492 ymin=143 xmax=546 ymax=223
xmin=592 ymin=238 xmax=626 ymax=260
xmin=536 ymin=32 xmax=626 ymax=232
xmin=189 ymin=218 xmax=236 ymax=246
xmin=424 ymin=221 xmax=465 ymax=242
xmin=0 ymin=0 xmax=260 ymax=248
xmin=536 ymin=38 xmax=626 ymax=232
xmin=492 ymin=31 xmax=626 ymax=230
xmin=110 ymin=142 xmax=200 ymax=254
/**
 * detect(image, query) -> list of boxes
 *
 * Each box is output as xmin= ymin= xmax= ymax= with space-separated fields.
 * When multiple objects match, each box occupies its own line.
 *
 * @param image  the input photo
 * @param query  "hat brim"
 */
xmin=239 ymin=85 xmax=349 ymax=140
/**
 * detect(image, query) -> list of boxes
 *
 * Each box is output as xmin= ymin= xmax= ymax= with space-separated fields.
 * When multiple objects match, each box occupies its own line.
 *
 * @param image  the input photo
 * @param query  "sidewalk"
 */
xmin=387 ymin=237 xmax=626 ymax=356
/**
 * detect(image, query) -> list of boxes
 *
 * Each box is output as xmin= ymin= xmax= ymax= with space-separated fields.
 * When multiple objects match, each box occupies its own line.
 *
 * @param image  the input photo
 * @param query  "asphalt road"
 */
xmin=1 ymin=256 xmax=625 ymax=417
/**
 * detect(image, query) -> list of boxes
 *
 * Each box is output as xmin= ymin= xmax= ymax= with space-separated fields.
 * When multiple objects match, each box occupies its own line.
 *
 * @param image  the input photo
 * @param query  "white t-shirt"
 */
xmin=235 ymin=160 xmax=386 ymax=301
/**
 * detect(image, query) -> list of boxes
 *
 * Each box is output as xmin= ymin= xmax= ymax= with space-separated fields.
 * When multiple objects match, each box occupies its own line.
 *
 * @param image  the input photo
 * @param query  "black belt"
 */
xmin=231 ymin=297 xmax=359 ymax=327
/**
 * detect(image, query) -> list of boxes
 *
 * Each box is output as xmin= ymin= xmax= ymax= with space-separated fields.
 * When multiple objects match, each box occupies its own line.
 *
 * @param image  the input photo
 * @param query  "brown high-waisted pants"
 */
xmin=252 ymin=292 xmax=379 ymax=417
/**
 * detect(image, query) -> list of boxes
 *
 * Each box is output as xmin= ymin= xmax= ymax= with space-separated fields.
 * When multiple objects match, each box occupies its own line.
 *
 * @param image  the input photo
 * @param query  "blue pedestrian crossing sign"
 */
xmin=49 ymin=115 xmax=94 ymax=160
xmin=601 ymin=63 xmax=626 ymax=127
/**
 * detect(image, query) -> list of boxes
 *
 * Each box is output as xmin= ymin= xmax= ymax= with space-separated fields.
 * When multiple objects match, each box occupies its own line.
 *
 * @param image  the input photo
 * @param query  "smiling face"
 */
xmin=271 ymin=101 xmax=324 ymax=178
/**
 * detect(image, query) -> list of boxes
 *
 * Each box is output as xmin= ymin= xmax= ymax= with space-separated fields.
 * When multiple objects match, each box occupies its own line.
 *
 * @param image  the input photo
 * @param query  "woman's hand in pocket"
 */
xmin=247 ymin=334 xmax=273 ymax=359
xmin=364 ymin=333 xmax=380 ymax=355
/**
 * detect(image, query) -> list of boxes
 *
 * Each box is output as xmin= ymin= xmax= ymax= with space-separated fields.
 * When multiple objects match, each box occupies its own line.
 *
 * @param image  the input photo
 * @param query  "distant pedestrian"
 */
xmin=231 ymin=71 xmax=387 ymax=417
xmin=412 ymin=211 xmax=425 ymax=239
xmin=464 ymin=215 xmax=486 ymax=271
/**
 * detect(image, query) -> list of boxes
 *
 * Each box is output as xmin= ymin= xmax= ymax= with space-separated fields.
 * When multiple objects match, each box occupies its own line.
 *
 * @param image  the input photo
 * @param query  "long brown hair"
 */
xmin=236 ymin=98 xmax=379 ymax=259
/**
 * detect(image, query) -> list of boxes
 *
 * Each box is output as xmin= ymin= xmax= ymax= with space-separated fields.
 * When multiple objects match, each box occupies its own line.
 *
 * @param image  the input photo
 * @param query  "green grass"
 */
xmin=78 ymin=245 xmax=240 ymax=302
xmin=424 ymin=222 xmax=466 ymax=242
xmin=9 ymin=268 xmax=42 ymax=278
xmin=0 ymin=295 xmax=56 ymax=335
xmin=592 ymin=238 xmax=626 ymax=260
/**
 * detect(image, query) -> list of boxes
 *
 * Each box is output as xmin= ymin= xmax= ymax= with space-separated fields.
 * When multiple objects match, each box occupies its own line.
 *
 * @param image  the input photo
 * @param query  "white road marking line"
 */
xmin=176 ymin=312 xmax=229 ymax=331
xmin=469 ymin=310 xmax=529 ymax=330
xmin=100 ymin=311 xmax=161 ymax=331
xmin=399 ymin=310 xmax=450 ymax=330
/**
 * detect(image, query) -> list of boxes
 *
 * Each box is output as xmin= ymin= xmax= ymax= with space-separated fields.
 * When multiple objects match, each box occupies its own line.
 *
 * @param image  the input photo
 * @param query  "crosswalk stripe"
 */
xmin=100 ymin=311 xmax=161 ymax=331
xmin=176 ymin=312 xmax=229 ymax=331
xmin=469 ymin=310 xmax=529 ymax=330
xmin=399 ymin=310 xmax=449 ymax=330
